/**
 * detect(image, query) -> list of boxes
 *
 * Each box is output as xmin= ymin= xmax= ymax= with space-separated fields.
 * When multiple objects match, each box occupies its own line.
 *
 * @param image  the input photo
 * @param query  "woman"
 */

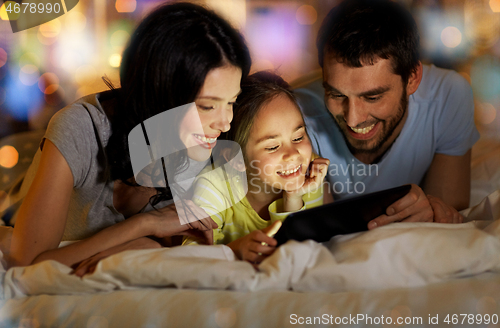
xmin=6 ymin=2 xmax=251 ymax=269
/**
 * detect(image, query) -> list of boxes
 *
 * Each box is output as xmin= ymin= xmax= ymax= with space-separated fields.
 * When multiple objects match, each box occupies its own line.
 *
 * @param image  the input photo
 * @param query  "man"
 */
xmin=295 ymin=0 xmax=479 ymax=227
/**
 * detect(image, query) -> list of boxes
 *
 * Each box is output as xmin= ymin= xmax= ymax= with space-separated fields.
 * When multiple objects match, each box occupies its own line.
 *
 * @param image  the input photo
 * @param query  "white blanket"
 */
xmin=2 ymin=191 xmax=500 ymax=300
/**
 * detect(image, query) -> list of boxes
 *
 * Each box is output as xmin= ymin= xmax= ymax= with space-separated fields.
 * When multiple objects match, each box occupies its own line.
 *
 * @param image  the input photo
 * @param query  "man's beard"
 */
xmin=333 ymin=89 xmax=408 ymax=155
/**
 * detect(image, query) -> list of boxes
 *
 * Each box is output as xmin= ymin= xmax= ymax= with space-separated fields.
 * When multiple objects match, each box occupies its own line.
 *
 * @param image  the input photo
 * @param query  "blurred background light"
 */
xmin=75 ymin=65 xmax=98 ymax=86
xmin=4 ymin=73 xmax=44 ymax=121
xmin=441 ymin=26 xmax=462 ymax=48
xmin=19 ymin=65 xmax=40 ymax=86
xmin=19 ymin=52 xmax=41 ymax=69
xmin=490 ymin=0 xmax=500 ymax=12
xmin=476 ymin=102 xmax=497 ymax=125
xmin=115 ymin=0 xmax=136 ymax=13
xmin=296 ymin=5 xmax=317 ymax=25
xmin=109 ymin=54 xmax=121 ymax=67
xmin=0 ymin=1 xmax=20 ymax=21
xmin=65 ymin=11 xmax=87 ymax=33
xmin=471 ymin=55 xmax=500 ymax=102
xmin=110 ymin=30 xmax=130 ymax=51
xmin=0 ymin=48 xmax=7 ymax=68
xmin=0 ymin=145 xmax=19 ymax=169
xmin=39 ymin=19 xmax=62 ymax=38
xmin=38 ymin=72 xmax=60 ymax=94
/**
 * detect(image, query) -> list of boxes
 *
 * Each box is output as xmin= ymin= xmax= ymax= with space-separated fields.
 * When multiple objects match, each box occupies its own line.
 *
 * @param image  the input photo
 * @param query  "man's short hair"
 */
xmin=317 ymin=0 xmax=420 ymax=84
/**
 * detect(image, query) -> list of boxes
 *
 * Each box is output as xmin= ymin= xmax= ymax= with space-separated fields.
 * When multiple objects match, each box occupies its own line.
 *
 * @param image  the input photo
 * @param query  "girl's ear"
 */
xmin=221 ymin=147 xmax=246 ymax=172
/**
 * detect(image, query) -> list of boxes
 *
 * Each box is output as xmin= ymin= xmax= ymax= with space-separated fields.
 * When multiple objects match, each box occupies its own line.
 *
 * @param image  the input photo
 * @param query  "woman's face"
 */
xmin=245 ymin=94 xmax=313 ymax=192
xmin=179 ymin=64 xmax=242 ymax=161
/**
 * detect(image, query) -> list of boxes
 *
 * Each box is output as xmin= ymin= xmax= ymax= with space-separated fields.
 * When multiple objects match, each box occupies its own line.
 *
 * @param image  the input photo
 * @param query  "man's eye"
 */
xmin=265 ymin=145 xmax=279 ymax=152
xmin=329 ymin=94 xmax=345 ymax=99
xmin=365 ymin=96 xmax=381 ymax=102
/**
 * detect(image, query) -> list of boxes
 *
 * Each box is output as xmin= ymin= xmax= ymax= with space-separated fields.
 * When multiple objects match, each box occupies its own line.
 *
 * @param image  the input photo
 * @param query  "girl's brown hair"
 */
xmin=227 ymin=71 xmax=303 ymax=160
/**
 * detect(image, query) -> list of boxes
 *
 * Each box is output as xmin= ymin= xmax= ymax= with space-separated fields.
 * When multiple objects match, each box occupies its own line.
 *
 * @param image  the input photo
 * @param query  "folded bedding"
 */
xmin=1 ymin=191 xmax=500 ymax=300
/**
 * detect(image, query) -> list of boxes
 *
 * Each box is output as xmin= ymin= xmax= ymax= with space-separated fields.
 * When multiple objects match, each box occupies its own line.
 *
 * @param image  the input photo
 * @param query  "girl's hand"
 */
xmin=288 ymin=158 xmax=330 ymax=197
xmin=283 ymin=158 xmax=330 ymax=211
xmin=142 ymin=200 xmax=218 ymax=245
xmin=227 ymin=221 xmax=281 ymax=267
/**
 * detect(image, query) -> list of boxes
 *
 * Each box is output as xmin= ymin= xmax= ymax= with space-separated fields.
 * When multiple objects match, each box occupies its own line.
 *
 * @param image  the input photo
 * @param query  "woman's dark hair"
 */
xmin=317 ymin=0 xmax=420 ymax=85
xmin=105 ymin=2 xmax=251 ymax=204
xmin=227 ymin=71 xmax=302 ymax=162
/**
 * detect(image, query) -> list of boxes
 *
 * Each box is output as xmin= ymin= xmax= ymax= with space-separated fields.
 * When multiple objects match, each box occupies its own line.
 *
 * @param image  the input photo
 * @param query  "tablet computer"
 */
xmin=274 ymin=184 xmax=412 ymax=246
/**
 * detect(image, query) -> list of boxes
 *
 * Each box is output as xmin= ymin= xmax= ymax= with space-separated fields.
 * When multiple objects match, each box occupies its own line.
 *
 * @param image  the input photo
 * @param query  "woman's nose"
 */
xmin=211 ymin=107 xmax=232 ymax=132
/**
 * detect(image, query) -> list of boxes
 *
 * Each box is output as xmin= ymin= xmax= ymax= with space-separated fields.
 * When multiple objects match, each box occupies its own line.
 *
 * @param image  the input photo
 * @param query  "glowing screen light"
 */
xmin=0 ymin=145 xmax=19 ymax=169
xmin=441 ymin=26 xmax=462 ymax=48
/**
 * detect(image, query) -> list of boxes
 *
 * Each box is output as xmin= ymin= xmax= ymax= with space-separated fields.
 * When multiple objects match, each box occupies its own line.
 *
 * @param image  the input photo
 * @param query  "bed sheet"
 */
xmin=1 ymin=272 xmax=499 ymax=328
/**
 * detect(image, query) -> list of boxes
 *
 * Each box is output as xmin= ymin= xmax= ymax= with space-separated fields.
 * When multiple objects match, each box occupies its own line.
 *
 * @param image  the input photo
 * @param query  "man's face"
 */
xmin=323 ymin=56 xmax=409 ymax=157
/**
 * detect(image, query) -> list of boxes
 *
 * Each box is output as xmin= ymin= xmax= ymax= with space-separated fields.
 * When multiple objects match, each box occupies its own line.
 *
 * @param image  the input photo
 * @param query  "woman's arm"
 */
xmin=9 ymin=140 xmax=213 ymax=268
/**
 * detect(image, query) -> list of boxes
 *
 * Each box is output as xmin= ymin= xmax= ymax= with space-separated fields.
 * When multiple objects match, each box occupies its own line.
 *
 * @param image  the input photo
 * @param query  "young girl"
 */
xmin=190 ymin=72 xmax=332 ymax=264
xmin=5 ymin=3 xmax=251 ymax=270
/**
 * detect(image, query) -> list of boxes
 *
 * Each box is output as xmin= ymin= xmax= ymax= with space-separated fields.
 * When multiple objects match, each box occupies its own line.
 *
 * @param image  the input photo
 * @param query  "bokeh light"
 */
xmin=465 ymin=0 xmax=500 ymax=48
xmin=490 ymin=0 xmax=500 ymax=12
xmin=38 ymin=72 xmax=60 ymax=94
xmin=296 ymin=5 xmax=317 ymax=25
xmin=19 ymin=52 xmax=41 ymax=68
xmin=441 ymin=26 xmax=462 ymax=48
xmin=116 ymin=0 xmax=136 ymax=13
xmin=0 ymin=1 xmax=20 ymax=20
xmin=0 ymin=145 xmax=19 ymax=169
xmin=0 ymin=48 xmax=7 ymax=68
xmin=19 ymin=65 xmax=40 ymax=86
xmin=110 ymin=30 xmax=130 ymax=51
xmin=39 ymin=19 xmax=62 ymax=38
xmin=38 ymin=29 xmax=58 ymax=45
xmin=109 ymin=54 xmax=122 ymax=67
xmin=65 ymin=11 xmax=86 ymax=32
xmin=470 ymin=55 xmax=500 ymax=101
xmin=476 ymin=102 xmax=497 ymax=125
xmin=75 ymin=65 xmax=98 ymax=86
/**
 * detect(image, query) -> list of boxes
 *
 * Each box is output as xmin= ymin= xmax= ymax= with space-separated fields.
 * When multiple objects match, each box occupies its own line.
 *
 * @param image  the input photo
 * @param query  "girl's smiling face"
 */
xmin=245 ymin=94 xmax=313 ymax=192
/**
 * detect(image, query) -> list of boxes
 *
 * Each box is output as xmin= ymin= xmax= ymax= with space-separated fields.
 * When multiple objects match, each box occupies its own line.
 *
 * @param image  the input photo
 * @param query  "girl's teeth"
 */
xmin=279 ymin=165 xmax=300 ymax=176
xmin=194 ymin=135 xmax=217 ymax=143
xmin=350 ymin=123 xmax=376 ymax=134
